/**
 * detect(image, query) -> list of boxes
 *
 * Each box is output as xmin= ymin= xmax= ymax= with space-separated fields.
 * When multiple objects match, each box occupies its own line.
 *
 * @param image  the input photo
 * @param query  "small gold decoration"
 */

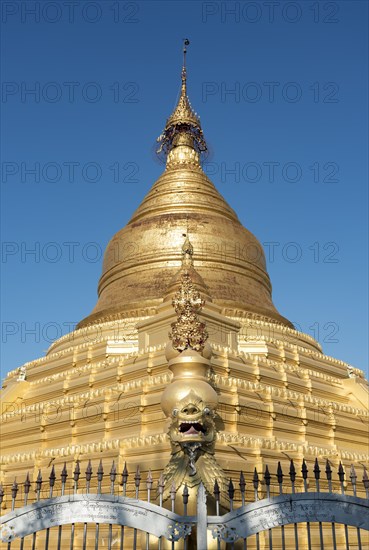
xmin=17 ymin=365 xmax=26 ymax=382
xmin=169 ymin=237 xmax=208 ymax=352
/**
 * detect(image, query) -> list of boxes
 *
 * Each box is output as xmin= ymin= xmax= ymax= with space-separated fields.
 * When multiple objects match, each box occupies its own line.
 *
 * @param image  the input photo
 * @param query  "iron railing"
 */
xmin=1 ymin=458 xmax=368 ymax=549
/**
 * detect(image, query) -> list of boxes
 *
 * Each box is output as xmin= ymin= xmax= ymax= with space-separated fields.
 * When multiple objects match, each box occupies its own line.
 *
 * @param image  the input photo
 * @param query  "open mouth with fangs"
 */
xmin=179 ymin=422 xmax=206 ymax=435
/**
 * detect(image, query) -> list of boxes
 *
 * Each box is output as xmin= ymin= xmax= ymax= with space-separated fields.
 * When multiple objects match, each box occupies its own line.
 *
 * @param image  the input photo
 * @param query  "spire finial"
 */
xmin=156 ymin=39 xmax=207 ymax=161
xmin=183 ymin=39 xmax=189 ymax=67
xmin=182 ymin=39 xmax=190 ymax=91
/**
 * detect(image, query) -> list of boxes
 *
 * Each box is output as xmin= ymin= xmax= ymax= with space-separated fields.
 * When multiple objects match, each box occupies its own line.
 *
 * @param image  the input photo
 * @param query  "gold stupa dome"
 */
xmin=78 ymin=42 xmax=291 ymax=329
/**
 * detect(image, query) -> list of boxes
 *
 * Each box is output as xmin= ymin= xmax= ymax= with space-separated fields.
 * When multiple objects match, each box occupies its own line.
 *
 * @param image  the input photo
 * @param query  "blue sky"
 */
xmin=1 ymin=0 xmax=368 ymax=379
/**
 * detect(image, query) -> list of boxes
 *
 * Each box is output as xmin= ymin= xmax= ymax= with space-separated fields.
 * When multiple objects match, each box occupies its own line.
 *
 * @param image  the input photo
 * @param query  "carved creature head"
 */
xmin=168 ymin=390 xmax=216 ymax=449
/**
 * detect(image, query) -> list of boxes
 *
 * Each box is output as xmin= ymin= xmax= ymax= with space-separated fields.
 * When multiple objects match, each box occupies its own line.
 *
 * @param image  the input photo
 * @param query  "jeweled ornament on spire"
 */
xmin=156 ymin=39 xmax=208 ymax=160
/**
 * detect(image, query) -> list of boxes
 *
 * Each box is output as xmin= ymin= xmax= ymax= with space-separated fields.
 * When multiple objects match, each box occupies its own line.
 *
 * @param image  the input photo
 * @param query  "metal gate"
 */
xmin=1 ymin=458 xmax=368 ymax=549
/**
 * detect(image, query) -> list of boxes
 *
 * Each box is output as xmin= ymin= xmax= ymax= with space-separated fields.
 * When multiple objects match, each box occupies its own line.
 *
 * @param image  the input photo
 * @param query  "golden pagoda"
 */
xmin=1 ymin=41 xmax=368 ymax=549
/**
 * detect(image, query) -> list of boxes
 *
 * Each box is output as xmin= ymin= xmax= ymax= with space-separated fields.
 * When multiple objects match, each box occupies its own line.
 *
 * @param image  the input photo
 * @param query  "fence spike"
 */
xmin=264 ymin=465 xmax=271 ymax=486
xmin=182 ymin=483 xmax=189 ymax=505
xmin=264 ymin=465 xmax=271 ymax=499
xmin=24 ymin=472 xmax=31 ymax=495
xmin=84 ymin=459 xmax=92 ymax=494
xmin=277 ymin=461 xmax=284 ymax=484
xmin=73 ymin=460 xmax=81 ymax=494
xmin=10 ymin=478 xmax=18 ymax=511
xmin=36 ymin=469 xmax=43 ymax=497
xmin=96 ymin=459 xmax=104 ymax=494
xmin=350 ymin=464 xmax=357 ymax=496
xmin=325 ymin=459 xmax=332 ymax=480
xmin=253 ymin=468 xmax=260 ymax=502
xmin=48 ymin=464 xmax=56 ymax=498
xmin=289 ymin=460 xmax=296 ymax=483
xmin=338 ymin=462 xmax=345 ymax=483
xmin=157 ymin=473 xmax=164 ymax=495
xmin=110 ymin=460 xmax=117 ymax=482
xmin=239 ymin=471 xmax=246 ymax=506
xmin=134 ymin=466 xmax=140 ymax=499
xmin=23 ymin=473 xmax=31 ymax=506
xmin=74 ymin=460 xmax=81 ymax=482
xmin=97 ymin=459 xmax=104 ymax=481
xmin=109 ymin=460 xmax=117 ymax=495
xmin=11 ymin=478 xmax=18 ymax=500
xmin=61 ymin=462 xmax=68 ymax=484
xmin=301 ymin=459 xmax=309 ymax=492
xmin=228 ymin=478 xmax=235 ymax=511
xmin=228 ymin=478 xmax=235 ymax=500
xmin=121 ymin=462 xmax=128 ymax=497
xmin=363 ymin=467 xmax=369 ymax=487
xmin=134 ymin=465 xmax=141 ymax=488
xmin=49 ymin=465 xmax=56 ymax=488
xmin=0 ymin=483 xmax=4 ymax=505
xmin=86 ymin=460 xmax=93 ymax=482
xmin=239 ymin=471 xmax=246 ymax=493
xmin=350 ymin=464 xmax=357 ymax=483
xmin=324 ymin=459 xmax=333 ymax=493
xmin=214 ymin=479 xmax=220 ymax=515
xmin=301 ymin=459 xmax=308 ymax=480
xmin=121 ymin=462 xmax=128 ymax=486
xmin=338 ymin=462 xmax=346 ymax=497
xmin=253 ymin=468 xmax=259 ymax=490
xmin=314 ymin=458 xmax=321 ymax=480
xmin=214 ymin=479 xmax=220 ymax=501
xmin=362 ymin=467 xmax=369 ymax=498
xmin=146 ymin=470 xmax=153 ymax=490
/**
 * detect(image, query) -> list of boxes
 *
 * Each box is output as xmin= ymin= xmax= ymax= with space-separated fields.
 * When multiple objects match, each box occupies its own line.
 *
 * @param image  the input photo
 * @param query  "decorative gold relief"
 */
xmin=169 ymin=273 xmax=208 ymax=353
xmin=169 ymin=235 xmax=209 ymax=353
xmin=161 ymin=237 xmax=227 ymax=495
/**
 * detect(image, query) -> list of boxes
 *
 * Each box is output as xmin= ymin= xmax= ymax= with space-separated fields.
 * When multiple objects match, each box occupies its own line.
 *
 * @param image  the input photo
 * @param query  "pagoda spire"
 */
xmin=181 ymin=37 xmax=189 ymax=96
xmin=156 ymin=39 xmax=207 ymax=159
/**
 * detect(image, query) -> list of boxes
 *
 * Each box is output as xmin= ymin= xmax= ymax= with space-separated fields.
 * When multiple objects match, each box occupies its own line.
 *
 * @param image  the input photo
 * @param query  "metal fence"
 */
xmin=1 ymin=458 xmax=368 ymax=549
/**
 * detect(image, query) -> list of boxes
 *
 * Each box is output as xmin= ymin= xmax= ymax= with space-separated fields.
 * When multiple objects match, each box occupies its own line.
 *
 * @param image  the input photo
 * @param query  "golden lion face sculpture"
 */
xmin=168 ymin=391 xmax=216 ymax=449
xmin=162 ymin=389 xmax=226 ymax=494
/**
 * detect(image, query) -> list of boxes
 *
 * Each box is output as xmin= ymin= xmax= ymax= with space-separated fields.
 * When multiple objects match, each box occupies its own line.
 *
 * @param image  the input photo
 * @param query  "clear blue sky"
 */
xmin=1 ymin=1 xmax=368 ymax=379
